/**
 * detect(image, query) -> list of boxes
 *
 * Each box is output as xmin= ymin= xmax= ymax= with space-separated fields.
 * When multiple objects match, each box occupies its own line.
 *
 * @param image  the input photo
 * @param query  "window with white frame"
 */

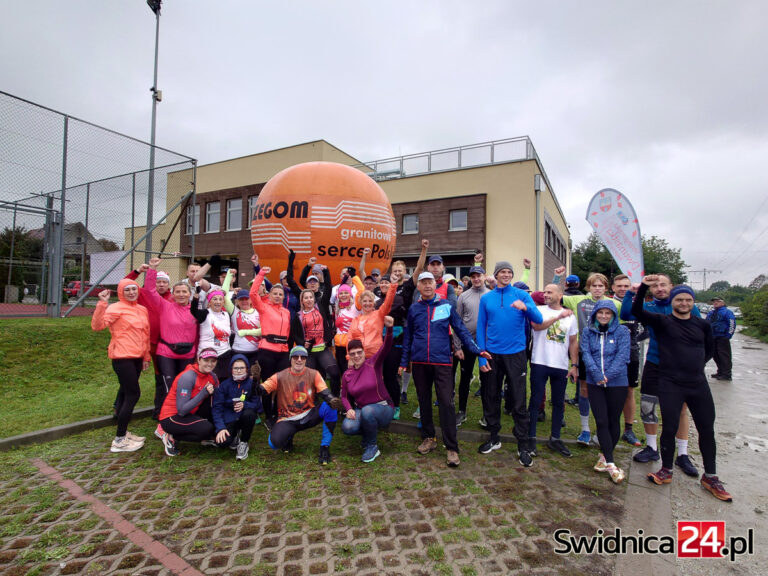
xmin=227 ymin=198 xmax=242 ymax=231
xmin=247 ymin=196 xmax=258 ymax=228
xmin=449 ymin=209 xmax=468 ymax=231
xmin=185 ymin=204 xmax=200 ymax=235
xmin=402 ymin=213 xmax=418 ymax=234
xmin=206 ymin=201 xmax=220 ymax=233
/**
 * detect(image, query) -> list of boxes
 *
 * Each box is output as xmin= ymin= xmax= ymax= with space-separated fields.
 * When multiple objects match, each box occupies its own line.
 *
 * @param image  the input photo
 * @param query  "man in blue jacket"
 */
xmin=400 ymin=272 xmax=488 ymax=467
xmin=476 ymin=261 xmax=543 ymax=467
xmin=707 ymin=296 xmax=735 ymax=381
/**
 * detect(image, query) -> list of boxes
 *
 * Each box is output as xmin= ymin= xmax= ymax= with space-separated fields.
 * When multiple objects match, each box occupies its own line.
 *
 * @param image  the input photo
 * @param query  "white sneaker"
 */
xmin=154 ymin=424 xmax=164 ymax=440
xmin=126 ymin=431 xmax=145 ymax=443
xmin=594 ymin=453 xmax=608 ymax=472
xmin=110 ymin=436 xmax=143 ymax=453
xmin=236 ymin=441 xmax=249 ymax=461
xmin=606 ymin=463 xmax=625 ymax=484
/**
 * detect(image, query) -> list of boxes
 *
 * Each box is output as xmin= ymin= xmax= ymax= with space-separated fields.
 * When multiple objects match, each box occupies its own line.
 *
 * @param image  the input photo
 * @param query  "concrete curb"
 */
xmin=0 ymin=407 xmax=154 ymax=452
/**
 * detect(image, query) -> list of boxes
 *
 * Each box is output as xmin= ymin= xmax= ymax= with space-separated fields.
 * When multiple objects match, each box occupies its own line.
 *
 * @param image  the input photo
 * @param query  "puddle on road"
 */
xmin=742 ymin=346 xmax=765 ymax=350
xmin=735 ymin=434 xmax=768 ymax=452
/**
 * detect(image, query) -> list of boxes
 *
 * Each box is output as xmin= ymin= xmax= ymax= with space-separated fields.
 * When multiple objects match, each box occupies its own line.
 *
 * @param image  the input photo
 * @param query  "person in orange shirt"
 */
xmin=348 ymin=252 xmax=399 ymax=358
xmin=92 ymin=278 xmax=151 ymax=453
xmin=260 ymin=346 xmax=344 ymax=465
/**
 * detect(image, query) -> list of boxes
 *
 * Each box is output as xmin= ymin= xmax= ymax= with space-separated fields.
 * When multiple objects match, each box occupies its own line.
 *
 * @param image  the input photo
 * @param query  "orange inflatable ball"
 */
xmin=250 ymin=162 xmax=397 ymax=284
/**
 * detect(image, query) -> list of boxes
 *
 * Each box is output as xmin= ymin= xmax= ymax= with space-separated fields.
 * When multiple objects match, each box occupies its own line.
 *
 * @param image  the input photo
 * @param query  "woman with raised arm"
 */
xmin=223 ymin=266 xmax=262 ymax=368
xmin=348 ymin=249 xmax=397 ymax=358
xmin=249 ymin=262 xmax=291 ymax=425
xmin=91 ymin=280 xmax=151 ymax=453
xmin=190 ymin=277 xmax=233 ymax=383
xmin=144 ymin=257 xmax=199 ymax=439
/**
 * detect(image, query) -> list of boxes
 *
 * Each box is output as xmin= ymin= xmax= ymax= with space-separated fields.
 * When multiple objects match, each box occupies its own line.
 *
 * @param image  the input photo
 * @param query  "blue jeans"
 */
xmin=341 ymin=403 xmax=394 ymax=448
xmin=528 ymin=363 xmax=568 ymax=439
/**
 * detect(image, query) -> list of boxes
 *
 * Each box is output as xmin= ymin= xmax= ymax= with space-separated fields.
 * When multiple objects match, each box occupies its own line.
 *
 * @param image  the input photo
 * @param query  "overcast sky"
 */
xmin=2 ymin=1 xmax=766 ymax=287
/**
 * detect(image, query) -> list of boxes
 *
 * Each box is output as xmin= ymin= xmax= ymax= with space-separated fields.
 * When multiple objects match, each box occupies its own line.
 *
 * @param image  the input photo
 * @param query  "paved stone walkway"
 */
xmin=0 ymin=422 xmax=627 ymax=575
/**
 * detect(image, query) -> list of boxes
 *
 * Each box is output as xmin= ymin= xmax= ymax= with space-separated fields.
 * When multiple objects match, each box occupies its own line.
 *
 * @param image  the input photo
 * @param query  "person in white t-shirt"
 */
xmin=529 ymin=283 xmax=579 ymax=458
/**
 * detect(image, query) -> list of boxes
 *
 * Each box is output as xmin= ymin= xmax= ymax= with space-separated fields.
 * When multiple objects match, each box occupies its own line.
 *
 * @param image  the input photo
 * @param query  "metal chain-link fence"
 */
xmin=0 ymin=91 xmax=196 ymax=317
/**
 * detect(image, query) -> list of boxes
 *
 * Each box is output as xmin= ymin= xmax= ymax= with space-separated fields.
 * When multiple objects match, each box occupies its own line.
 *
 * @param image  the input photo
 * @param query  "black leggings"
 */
xmin=257 ymin=349 xmax=289 ymax=422
xmin=587 ymin=384 xmax=627 ymax=463
xmin=112 ymin=358 xmax=143 ymax=437
xmin=155 ymin=355 xmax=194 ymax=416
xmin=160 ymin=400 xmax=214 ymax=443
xmin=335 ymin=345 xmax=348 ymax=376
xmin=212 ymin=350 xmax=233 ymax=383
xmin=307 ymin=347 xmax=341 ymax=396
xmin=658 ymin=377 xmax=717 ymax=474
xmin=382 ymin=344 xmax=403 ymax=408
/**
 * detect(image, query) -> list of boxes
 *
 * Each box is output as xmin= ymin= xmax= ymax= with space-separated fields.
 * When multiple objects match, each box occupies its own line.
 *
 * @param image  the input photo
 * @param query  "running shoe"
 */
xmin=455 ymin=411 xmax=467 ymax=427
xmin=478 ymin=439 xmax=501 ymax=454
xmin=528 ymin=439 xmax=538 ymax=458
xmin=362 ymin=445 xmax=380 ymax=463
xmin=647 ymin=467 xmax=673 ymax=485
xmin=633 ymin=445 xmax=660 ymax=462
xmin=110 ymin=437 xmax=142 ymax=453
xmin=393 ymin=407 xmax=400 ymax=421
xmin=594 ymin=453 xmax=608 ymax=472
xmin=478 ymin=417 xmax=488 ymax=429
xmin=417 ymin=437 xmax=438 ymax=455
xmin=622 ymin=429 xmax=642 ymax=446
xmin=154 ymin=424 xmax=164 ymax=440
xmin=700 ymin=475 xmax=732 ymax=502
xmin=229 ymin=432 xmax=241 ymax=449
xmin=400 ymin=392 xmax=408 ymax=404
xmin=547 ymin=437 xmax=572 ymax=458
xmin=473 ymin=388 xmax=482 ymax=398
xmin=517 ymin=449 xmax=533 ymax=468
xmin=235 ymin=441 xmax=249 ymax=461
xmin=675 ymin=455 xmax=699 ymax=477
xmin=577 ymin=430 xmax=591 ymax=446
xmin=565 ymin=397 xmax=578 ymax=406
xmin=412 ymin=407 xmax=421 ymax=419
xmin=318 ymin=445 xmax=331 ymax=465
xmin=606 ymin=464 xmax=625 ymax=484
xmin=125 ymin=431 xmax=145 ymax=443
xmin=162 ymin=433 xmax=179 ymax=457
xmin=446 ymin=450 xmax=460 ymax=467
xmin=200 ymin=439 xmax=218 ymax=447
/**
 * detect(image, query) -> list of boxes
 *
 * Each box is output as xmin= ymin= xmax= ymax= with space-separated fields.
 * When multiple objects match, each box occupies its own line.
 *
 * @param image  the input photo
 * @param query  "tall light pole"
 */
xmin=146 ymin=0 xmax=162 ymax=261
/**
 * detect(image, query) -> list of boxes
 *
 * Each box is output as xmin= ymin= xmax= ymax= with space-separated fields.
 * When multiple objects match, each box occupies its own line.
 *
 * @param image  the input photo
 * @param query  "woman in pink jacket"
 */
xmin=144 ymin=257 xmax=199 ymax=438
xmin=92 ymin=278 xmax=151 ymax=453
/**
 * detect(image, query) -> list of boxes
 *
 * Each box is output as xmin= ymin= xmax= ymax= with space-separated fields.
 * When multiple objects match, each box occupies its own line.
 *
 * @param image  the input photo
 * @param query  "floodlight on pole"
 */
xmin=145 ymin=0 xmax=161 ymax=261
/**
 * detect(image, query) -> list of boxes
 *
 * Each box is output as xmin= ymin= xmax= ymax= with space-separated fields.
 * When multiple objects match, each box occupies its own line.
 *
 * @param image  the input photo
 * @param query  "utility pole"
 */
xmin=146 ymin=0 xmax=162 ymax=261
xmin=688 ymin=268 xmax=722 ymax=290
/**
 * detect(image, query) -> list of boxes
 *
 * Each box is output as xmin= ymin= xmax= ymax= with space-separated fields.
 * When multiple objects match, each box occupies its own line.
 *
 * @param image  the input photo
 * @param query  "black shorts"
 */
xmin=627 ymin=359 xmax=640 ymax=388
xmin=640 ymin=361 xmax=659 ymax=397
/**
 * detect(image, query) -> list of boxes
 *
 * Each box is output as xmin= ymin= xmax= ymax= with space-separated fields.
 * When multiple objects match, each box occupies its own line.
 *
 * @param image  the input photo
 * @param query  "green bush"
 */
xmin=741 ymin=287 xmax=768 ymax=336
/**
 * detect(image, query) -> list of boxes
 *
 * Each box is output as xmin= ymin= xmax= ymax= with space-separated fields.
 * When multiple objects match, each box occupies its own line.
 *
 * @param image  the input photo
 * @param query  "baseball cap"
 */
xmin=198 ymin=348 xmax=217 ymax=359
xmin=371 ymin=268 xmax=381 ymax=275
xmin=236 ymin=289 xmax=250 ymax=300
xmin=469 ymin=266 xmax=485 ymax=276
xmin=428 ymin=255 xmax=443 ymax=264
xmin=306 ymin=275 xmax=319 ymax=283
xmin=566 ymin=274 xmax=580 ymax=284
xmin=417 ymin=271 xmax=435 ymax=282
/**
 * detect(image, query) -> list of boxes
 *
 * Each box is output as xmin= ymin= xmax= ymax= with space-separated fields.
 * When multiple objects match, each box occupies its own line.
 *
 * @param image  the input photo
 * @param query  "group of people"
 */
xmin=91 ymin=239 xmax=733 ymax=502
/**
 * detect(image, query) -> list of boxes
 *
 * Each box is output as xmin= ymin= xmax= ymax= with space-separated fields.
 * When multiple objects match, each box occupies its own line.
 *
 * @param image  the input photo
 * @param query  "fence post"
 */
xmin=50 ymin=116 xmax=68 ymax=318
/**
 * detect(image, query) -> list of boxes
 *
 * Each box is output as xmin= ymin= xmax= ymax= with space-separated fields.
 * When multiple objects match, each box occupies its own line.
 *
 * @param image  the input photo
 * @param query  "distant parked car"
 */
xmin=64 ymin=281 xmax=108 ymax=298
xmin=729 ymin=306 xmax=742 ymax=319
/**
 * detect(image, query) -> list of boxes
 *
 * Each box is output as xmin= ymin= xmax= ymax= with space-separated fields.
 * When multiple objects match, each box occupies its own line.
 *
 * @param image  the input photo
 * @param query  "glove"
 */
xmin=209 ymin=254 xmax=222 ymax=268
xmin=347 ymin=267 xmax=356 ymax=279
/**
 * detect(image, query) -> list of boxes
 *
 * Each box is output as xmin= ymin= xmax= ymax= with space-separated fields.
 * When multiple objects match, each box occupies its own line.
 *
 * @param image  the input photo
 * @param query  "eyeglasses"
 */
xmin=231 ymin=366 xmax=247 ymax=372
xmin=348 ymin=350 xmax=365 ymax=358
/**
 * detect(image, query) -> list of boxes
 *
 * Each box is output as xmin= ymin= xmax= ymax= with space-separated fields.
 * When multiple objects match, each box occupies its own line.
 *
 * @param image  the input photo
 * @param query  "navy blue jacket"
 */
xmin=401 ymin=296 xmax=481 ymax=367
xmin=706 ymin=306 xmax=736 ymax=339
xmin=580 ymin=299 xmax=630 ymax=387
xmin=212 ymin=354 xmax=262 ymax=432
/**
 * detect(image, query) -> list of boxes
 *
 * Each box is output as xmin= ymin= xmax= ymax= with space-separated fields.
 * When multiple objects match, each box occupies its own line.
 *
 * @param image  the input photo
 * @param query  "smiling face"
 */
xmin=418 ymin=278 xmax=436 ymax=300
xmin=172 ymin=283 xmax=191 ymax=306
xmin=209 ymin=294 xmax=224 ymax=312
xmin=495 ymin=268 xmax=513 ymax=288
xmin=290 ymin=354 xmax=306 ymax=372
xmin=338 ymin=290 xmax=351 ymax=304
xmin=123 ymin=284 xmax=139 ymax=302
xmin=236 ymin=297 xmax=250 ymax=310
xmin=595 ymin=308 xmax=614 ymax=326
xmin=301 ymin=290 xmax=315 ymax=310
xmin=269 ymin=285 xmax=284 ymax=305
xmin=612 ymin=277 xmax=630 ymax=299
xmin=470 ymin=272 xmax=484 ymax=288
xmin=360 ymin=293 xmax=375 ymax=314
xmin=198 ymin=356 xmax=217 ymax=374
xmin=379 ymin=279 xmax=390 ymax=294
xmin=651 ymin=275 xmax=672 ymax=300
xmin=348 ymin=345 xmax=366 ymax=369
xmin=363 ymin=278 xmax=376 ymax=291
xmin=543 ymin=283 xmax=562 ymax=306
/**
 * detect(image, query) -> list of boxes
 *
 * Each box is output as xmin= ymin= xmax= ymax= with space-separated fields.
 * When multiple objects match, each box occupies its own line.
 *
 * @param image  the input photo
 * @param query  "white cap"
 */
xmin=417 ymin=272 xmax=435 ymax=282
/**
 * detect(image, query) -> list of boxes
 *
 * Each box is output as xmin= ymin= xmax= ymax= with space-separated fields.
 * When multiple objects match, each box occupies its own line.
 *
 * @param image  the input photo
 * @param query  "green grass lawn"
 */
xmin=0 ymin=316 xmax=643 ymax=443
xmin=0 ymin=317 xmax=155 ymax=438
